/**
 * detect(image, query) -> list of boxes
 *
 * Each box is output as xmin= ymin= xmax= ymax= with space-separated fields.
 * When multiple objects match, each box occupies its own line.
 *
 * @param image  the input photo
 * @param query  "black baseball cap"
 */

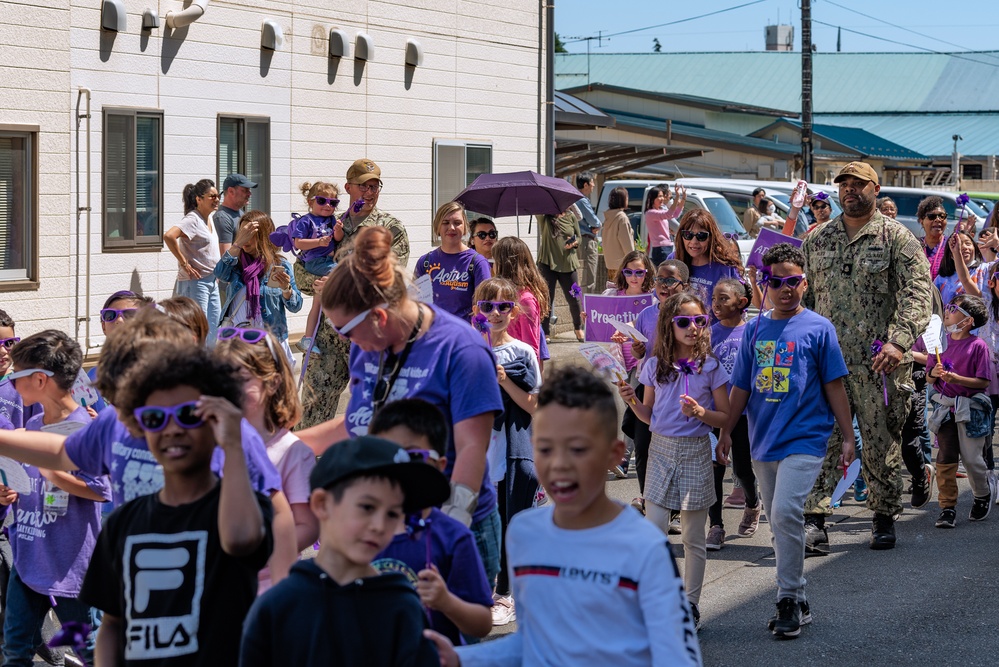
xmin=222 ymin=174 xmax=258 ymax=191
xmin=309 ymin=436 xmax=451 ymax=512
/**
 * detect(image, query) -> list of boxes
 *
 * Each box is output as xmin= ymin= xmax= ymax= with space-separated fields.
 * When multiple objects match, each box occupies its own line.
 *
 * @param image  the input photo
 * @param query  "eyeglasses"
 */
xmin=100 ymin=308 xmax=138 ymax=323
xmin=474 ymin=230 xmax=498 ymax=240
xmin=217 ymin=327 xmax=281 ymax=363
xmin=201 ymin=193 xmax=220 ymax=200
xmin=680 ymin=230 xmax=710 ymax=242
xmin=313 ymin=196 xmax=340 ymax=207
xmin=761 ymin=274 xmax=807 ymax=290
xmin=133 ymin=401 xmax=205 ymax=433
xmin=6 ymin=368 xmax=55 ymax=381
xmin=811 ymin=202 xmax=830 ymax=210
xmin=945 ymin=303 xmax=971 ymax=318
xmin=330 ymin=303 xmax=387 ymax=338
xmin=924 ymin=213 xmax=948 ymax=222
xmin=353 ymin=182 xmax=383 ymax=194
xmin=0 ymin=337 xmax=20 ymax=350
xmin=621 ymin=269 xmax=647 ymax=278
xmin=673 ymin=315 xmax=708 ymax=329
xmin=655 ymin=277 xmax=682 ymax=287
xmin=405 ymin=448 xmax=440 ymax=462
xmin=477 ymin=300 xmax=515 ymax=314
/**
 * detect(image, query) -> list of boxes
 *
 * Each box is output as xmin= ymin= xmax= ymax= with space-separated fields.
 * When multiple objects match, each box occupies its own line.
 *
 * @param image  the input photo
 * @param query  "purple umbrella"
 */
xmin=454 ymin=171 xmax=584 ymax=234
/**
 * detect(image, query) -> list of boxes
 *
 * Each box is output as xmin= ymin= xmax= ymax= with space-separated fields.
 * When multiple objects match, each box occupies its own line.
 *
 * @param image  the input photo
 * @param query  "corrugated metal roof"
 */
xmin=766 ymin=119 xmax=926 ymax=160
xmin=814 ymin=114 xmax=999 ymax=158
xmin=554 ymin=91 xmax=615 ymax=128
xmin=554 ymin=51 xmax=999 ymax=115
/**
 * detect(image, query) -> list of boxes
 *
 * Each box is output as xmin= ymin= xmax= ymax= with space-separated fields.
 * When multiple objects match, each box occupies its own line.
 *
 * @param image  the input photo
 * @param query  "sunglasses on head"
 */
xmin=477 ymin=300 xmax=515 ymax=314
xmin=329 ymin=303 xmax=388 ymax=338
xmin=217 ymin=326 xmax=281 ymax=363
xmin=673 ymin=314 xmax=708 ymax=329
xmin=761 ymin=274 xmax=807 ymax=290
xmin=133 ymin=401 xmax=205 ymax=433
xmin=621 ymin=268 xmax=647 ymax=278
xmin=6 ymin=368 xmax=54 ymax=381
xmin=100 ymin=308 xmax=138 ymax=323
xmin=924 ymin=213 xmax=948 ymax=222
xmin=945 ymin=303 xmax=971 ymax=318
xmin=474 ymin=230 xmax=498 ymax=240
xmin=656 ymin=277 xmax=682 ymax=287
xmin=313 ymin=196 xmax=339 ymax=207
xmin=0 ymin=337 xmax=20 ymax=350
xmin=681 ymin=230 xmax=710 ymax=242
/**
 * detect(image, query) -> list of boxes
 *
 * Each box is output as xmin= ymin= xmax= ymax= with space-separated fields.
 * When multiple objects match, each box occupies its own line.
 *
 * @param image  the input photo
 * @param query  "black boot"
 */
xmin=870 ymin=513 xmax=896 ymax=550
xmin=803 ymin=514 xmax=829 ymax=557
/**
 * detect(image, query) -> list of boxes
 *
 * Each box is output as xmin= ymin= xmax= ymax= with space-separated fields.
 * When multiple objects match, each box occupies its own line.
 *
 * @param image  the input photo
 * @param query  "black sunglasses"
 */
xmin=924 ymin=213 xmax=948 ymax=222
xmin=673 ymin=315 xmax=708 ymax=329
xmin=681 ymin=230 xmax=710 ymax=242
xmin=655 ymin=277 xmax=682 ymax=287
xmin=474 ymin=230 xmax=498 ymax=240
xmin=477 ymin=300 xmax=515 ymax=314
xmin=313 ymin=196 xmax=340 ymax=207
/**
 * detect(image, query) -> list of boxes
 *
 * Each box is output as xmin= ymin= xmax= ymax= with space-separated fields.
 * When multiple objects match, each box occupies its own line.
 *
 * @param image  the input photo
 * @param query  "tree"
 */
xmin=653 ymin=38 xmax=662 ymax=52
xmin=555 ymin=32 xmax=567 ymax=53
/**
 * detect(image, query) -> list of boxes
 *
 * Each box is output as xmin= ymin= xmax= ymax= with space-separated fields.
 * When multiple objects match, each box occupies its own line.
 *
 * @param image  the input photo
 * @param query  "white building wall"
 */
xmin=1 ymin=0 xmax=544 ymax=353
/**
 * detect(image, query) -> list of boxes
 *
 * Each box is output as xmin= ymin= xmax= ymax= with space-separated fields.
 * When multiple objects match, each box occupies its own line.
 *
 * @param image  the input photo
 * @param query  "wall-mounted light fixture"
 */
xmin=329 ymin=28 xmax=350 ymax=59
xmin=261 ymin=20 xmax=283 ymax=50
xmin=355 ymin=32 xmax=374 ymax=61
xmin=101 ymin=0 xmax=127 ymax=32
xmin=142 ymin=9 xmax=160 ymax=30
xmin=405 ymin=38 xmax=423 ymax=67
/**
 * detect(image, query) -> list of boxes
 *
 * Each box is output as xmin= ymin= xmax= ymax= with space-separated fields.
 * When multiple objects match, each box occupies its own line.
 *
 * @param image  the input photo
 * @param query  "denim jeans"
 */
xmin=2 ymin=567 xmax=93 ymax=666
xmin=175 ymin=275 xmax=222 ymax=342
xmin=471 ymin=505 xmax=502 ymax=591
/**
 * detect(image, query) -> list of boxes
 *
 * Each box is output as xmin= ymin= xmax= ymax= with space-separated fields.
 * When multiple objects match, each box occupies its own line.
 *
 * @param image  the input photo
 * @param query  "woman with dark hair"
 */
xmin=936 ymin=229 xmax=988 ymax=304
xmin=877 ymin=197 xmax=898 ymax=219
xmin=644 ymin=185 xmax=684 ymax=265
xmin=215 ymin=211 xmax=303 ymax=360
xmin=674 ymin=209 xmax=743 ymax=320
xmin=469 ymin=217 xmax=498 ymax=269
xmin=602 ymin=186 xmax=635 ymax=283
xmin=295 ymin=226 xmax=505 ymax=588
xmin=536 ymin=203 xmax=584 ymax=342
xmin=919 ymin=196 xmax=949 ymax=280
xmin=164 ymin=179 xmax=222 ymax=338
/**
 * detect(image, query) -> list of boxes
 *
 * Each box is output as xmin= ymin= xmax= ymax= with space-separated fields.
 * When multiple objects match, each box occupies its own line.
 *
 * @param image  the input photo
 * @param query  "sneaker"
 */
xmin=491 ymin=595 xmax=516 ymax=626
xmin=295 ymin=336 xmax=321 ymax=356
xmin=690 ymin=603 xmax=702 ymax=632
xmin=870 ymin=513 xmax=896 ymax=550
xmin=610 ymin=464 xmax=627 ymax=479
xmin=724 ymin=486 xmax=747 ymax=509
xmin=970 ymin=492 xmax=992 ymax=521
xmin=668 ymin=512 xmax=682 ymax=535
xmin=768 ymin=600 xmax=812 ymax=631
xmin=804 ymin=515 xmax=829 ymax=556
xmin=957 ymin=461 xmax=968 ymax=478
xmin=631 ymin=496 xmax=645 ymax=515
xmin=910 ymin=464 xmax=934 ymax=509
xmin=738 ymin=504 xmax=762 ymax=536
xmin=771 ymin=597 xmax=802 ymax=638
xmin=854 ymin=476 xmax=869 ymax=502
xmin=706 ymin=525 xmax=725 ymax=551
xmin=935 ymin=508 xmax=957 ymax=529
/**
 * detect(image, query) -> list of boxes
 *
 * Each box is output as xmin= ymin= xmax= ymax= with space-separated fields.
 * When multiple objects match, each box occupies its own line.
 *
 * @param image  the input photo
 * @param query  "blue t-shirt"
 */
xmin=639 ymin=355 xmax=728 ymax=438
xmin=373 ymin=508 xmax=493 ymax=646
xmin=344 ymin=304 xmax=503 ymax=523
xmin=634 ymin=303 xmax=660 ymax=348
xmin=63 ymin=407 xmax=283 ymax=508
xmin=731 ymin=309 xmax=849 ymax=462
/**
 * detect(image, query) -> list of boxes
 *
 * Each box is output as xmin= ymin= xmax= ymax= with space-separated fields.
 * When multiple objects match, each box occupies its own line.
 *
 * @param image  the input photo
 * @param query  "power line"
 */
xmin=564 ymin=0 xmax=766 ymax=45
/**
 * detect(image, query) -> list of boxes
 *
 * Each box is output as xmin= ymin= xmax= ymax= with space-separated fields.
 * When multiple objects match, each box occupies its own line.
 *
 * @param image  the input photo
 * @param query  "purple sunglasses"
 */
xmin=133 ymin=401 xmax=204 ymax=432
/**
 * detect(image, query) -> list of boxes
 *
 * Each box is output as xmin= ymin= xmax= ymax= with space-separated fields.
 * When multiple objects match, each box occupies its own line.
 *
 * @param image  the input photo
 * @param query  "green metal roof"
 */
xmin=814 ymin=113 xmax=999 ymax=157
xmin=555 ymin=51 xmax=999 ymax=115
xmin=754 ymin=119 xmax=926 ymax=160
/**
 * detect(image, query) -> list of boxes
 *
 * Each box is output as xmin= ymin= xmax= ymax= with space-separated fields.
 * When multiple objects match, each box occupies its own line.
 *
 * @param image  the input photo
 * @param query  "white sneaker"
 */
xmin=491 ymin=595 xmax=516 ymax=626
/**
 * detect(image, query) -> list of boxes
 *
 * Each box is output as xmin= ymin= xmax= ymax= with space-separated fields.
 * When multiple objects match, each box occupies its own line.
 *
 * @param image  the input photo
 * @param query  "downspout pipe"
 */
xmin=166 ymin=0 xmax=210 ymax=29
xmin=545 ymin=0 xmax=555 ymax=177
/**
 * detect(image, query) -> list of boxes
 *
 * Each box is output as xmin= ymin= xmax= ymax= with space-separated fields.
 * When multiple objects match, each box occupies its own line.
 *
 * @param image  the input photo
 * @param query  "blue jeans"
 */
xmin=175 ymin=275 xmax=221 ymax=342
xmin=471 ymin=505 xmax=502 ymax=590
xmin=2 ymin=567 xmax=93 ymax=666
xmin=650 ymin=245 xmax=672 ymax=266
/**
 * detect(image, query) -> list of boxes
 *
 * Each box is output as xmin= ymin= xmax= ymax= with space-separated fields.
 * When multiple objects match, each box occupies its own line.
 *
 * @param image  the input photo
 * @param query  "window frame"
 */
xmin=100 ymin=107 xmax=164 ymax=252
xmin=0 ymin=124 xmax=39 ymax=291
xmin=216 ymin=114 xmax=271 ymax=216
xmin=432 ymin=140 xmax=493 ymax=245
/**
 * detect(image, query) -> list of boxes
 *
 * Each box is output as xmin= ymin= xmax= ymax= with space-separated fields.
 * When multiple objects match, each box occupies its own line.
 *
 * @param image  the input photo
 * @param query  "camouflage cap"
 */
xmin=346 ymin=158 xmax=381 ymax=184
xmin=834 ymin=162 xmax=879 ymax=185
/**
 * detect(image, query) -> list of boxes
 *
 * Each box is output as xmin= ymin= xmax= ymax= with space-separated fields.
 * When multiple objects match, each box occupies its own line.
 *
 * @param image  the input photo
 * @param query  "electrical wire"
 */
xmin=564 ymin=0 xmax=766 ymax=44
xmin=812 ymin=19 xmax=999 ymax=68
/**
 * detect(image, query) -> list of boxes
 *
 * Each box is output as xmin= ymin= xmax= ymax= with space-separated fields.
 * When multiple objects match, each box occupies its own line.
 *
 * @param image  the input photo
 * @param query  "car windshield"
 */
xmin=703 ymin=197 xmax=748 ymax=237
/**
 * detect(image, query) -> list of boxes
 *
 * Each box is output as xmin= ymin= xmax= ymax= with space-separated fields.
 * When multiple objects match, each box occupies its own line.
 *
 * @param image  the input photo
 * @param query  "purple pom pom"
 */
xmin=352 ymin=198 xmax=366 ymax=213
xmin=48 ymin=621 xmax=91 ymax=652
xmin=942 ymin=359 xmax=955 ymax=372
xmin=675 ymin=358 xmax=698 ymax=375
xmin=956 ymin=193 xmax=970 ymax=207
xmin=472 ymin=312 xmax=491 ymax=334
xmin=870 ymin=339 xmax=884 ymax=357
xmin=570 ymin=282 xmax=582 ymax=300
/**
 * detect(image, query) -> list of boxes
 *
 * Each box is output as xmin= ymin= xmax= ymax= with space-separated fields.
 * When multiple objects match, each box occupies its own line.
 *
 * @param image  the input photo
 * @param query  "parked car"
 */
xmin=875 ymin=186 xmax=989 ymax=237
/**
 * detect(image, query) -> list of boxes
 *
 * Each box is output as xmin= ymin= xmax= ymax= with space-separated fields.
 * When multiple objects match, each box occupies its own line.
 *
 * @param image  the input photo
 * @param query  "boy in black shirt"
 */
xmin=240 ymin=435 xmax=450 ymax=666
xmin=81 ymin=346 xmax=273 ymax=666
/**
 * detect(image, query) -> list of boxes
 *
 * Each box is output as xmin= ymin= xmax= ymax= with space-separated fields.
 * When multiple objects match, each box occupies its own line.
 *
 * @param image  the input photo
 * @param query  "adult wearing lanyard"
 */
xmin=296 ymin=226 xmax=504 ymax=586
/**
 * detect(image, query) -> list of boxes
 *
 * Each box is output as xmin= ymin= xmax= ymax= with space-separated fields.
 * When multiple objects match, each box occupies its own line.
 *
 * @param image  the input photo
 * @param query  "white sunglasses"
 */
xmin=6 ymin=368 xmax=55 ymax=381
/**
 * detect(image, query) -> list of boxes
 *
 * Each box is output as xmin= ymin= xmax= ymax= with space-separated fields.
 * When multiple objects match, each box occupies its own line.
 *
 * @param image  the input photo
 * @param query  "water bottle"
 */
xmin=791 ymin=180 xmax=808 ymax=209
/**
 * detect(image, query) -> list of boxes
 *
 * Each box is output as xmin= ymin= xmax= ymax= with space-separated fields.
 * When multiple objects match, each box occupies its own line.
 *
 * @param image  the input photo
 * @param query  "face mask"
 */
xmin=945 ymin=321 xmax=966 ymax=334
xmin=767 ymin=205 xmax=776 ymax=215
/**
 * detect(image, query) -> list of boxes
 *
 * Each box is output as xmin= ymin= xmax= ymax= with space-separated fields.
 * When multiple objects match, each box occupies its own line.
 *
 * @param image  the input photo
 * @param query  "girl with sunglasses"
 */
xmin=936 ymin=230 xmax=987 ymax=305
xmin=84 ymin=290 xmax=155 ymax=413
xmin=619 ymin=292 xmax=729 ymax=630
xmin=165 ymin=179 xmax=222 ymax=340
xmin=472 ymin=278 xmax=541 ymax=616
xmin=675 ymin=209 xmax=744 ymax=323
xmin=215 ymin=328 xmax=319 ymax=590
xmin=469 ymin=217 xmax=499 ymax=270
xmin=415 ymin=202 xmax=492 ymax=323
xmin=216 ymin=211 xmax=303 ymax=364
xmin=491 ymin=237 xmax=550 ymax=364
xmin=289 ymin=181 xmax=345 ymax=356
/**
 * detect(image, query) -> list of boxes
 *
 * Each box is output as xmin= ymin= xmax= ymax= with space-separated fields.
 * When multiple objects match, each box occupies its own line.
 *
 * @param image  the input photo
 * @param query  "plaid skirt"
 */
xmin=645 ymin=432 xmax=715 ymax=511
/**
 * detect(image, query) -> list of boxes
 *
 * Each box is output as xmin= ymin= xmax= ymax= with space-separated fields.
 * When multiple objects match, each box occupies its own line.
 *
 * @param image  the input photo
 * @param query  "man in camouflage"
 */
xmin=336 ymin=158 xmax=410 ymax=266
xmin=800 ymin=162 xmax=933 ymax=551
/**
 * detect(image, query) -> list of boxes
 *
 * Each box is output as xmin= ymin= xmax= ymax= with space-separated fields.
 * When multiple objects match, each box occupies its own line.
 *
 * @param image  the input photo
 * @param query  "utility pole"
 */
xmin=801 ymin=0 xmax=813 ymax=182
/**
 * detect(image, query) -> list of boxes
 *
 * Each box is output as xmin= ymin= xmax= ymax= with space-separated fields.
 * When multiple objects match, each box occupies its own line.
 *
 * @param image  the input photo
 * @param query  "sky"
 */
xmin=555 ymin=0 xmax=998 ymax=54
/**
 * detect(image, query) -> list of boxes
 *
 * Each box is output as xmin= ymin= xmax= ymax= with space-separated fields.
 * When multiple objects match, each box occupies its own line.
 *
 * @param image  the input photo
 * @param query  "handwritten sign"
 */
xmin=582 ymin=294 xmax=654 ymax=343
xmin=578 ymin=342 xmax=627 ymax=383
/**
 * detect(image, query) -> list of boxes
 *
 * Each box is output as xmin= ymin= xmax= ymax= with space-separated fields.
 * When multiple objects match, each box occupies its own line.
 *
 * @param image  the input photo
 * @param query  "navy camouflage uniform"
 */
xmin=801 ymin=211 xmax=933 ymax=518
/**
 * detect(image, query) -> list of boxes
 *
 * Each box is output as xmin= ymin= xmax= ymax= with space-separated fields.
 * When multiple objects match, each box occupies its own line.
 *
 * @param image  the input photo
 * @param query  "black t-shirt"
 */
xmin=81 ymin=483 xmax=274 ymax=666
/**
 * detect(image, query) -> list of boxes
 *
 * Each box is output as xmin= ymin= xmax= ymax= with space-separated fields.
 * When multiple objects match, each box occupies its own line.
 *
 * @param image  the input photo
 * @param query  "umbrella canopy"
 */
xmin=453 ymin=171 xmax=583 ymax=218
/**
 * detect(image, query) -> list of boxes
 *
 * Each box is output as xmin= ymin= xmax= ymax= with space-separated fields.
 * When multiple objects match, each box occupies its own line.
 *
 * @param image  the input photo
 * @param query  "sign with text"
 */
xmin=747 ymin=228 xmax=802 ymax=272
xmin=583 ymin=293 xmax=654 ymax=343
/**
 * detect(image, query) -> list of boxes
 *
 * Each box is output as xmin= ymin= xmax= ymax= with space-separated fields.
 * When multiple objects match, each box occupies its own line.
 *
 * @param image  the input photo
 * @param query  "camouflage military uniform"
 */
xmin=801 ymin=211 xmax=933 ymax=518
xmin=334 ymin=206 xmax=410 ymax=266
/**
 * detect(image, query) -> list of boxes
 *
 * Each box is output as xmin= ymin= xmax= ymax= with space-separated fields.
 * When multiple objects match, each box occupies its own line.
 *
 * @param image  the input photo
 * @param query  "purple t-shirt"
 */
xmin=927 ymin=334 xmax=991 ymax=399
xmin=288 ymin=212 xmax=337 ymax=263
xmin=13 ymin=406 xmax=110 ymax=596
xmin=63 ymin=407 xmax=282 ymax=508
xmin=0 ymin=379 xmax=41 ymax=429
xmin=415 ymin=248 xmax=492 ymax=322
xmin=639 ymin=355 xmax=729 ymax=438
xmin=687 ymin=263 xmax=742 ymax=322
xmin=344 ymin=304 xmax=503 ymax=523
xmin=634 ymin=303 xmax=661 ymax=347
xmin=731 ymin=310 xmax=849 ymax=462
xmin=373 ymin=508 xmax=493 ymax=646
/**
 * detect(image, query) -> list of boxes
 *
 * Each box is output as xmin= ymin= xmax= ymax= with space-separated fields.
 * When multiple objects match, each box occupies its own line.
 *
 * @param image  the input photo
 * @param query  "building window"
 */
xmin=218 ymin=116 xmax=270 ymax=215
xmin=963 ymin=164 xmax=983 ymax=180
xmin=433 ymin=140 xmax=492 ymax=242
xmin=0 ymin=128 xmax=37 ymax=287
xmin=102 ymin=109 xmax=163 ymax=250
